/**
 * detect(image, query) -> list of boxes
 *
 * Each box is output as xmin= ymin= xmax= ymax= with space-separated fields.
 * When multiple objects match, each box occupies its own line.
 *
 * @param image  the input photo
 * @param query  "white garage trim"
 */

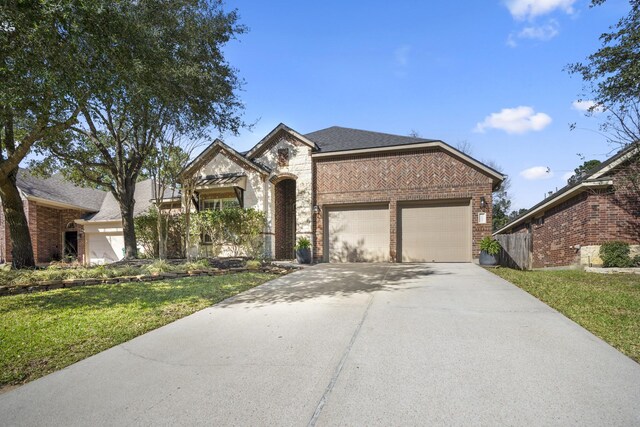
xmin=324 ymin=204 xmax=390 ymax=263
xmin=398 ymin=200 xmax=472 ymax=263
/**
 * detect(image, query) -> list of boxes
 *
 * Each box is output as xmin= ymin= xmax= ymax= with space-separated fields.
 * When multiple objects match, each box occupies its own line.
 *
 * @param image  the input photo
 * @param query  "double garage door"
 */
xmin=325 ymin=202 xmax=471 ymax=263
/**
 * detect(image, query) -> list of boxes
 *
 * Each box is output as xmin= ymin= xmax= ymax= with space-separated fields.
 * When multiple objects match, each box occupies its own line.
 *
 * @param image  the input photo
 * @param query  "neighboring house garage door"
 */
xmin=399 ymin=201 xmax=471 ymax=262
xmin=87 ymin=233 xmax=125 ymax=265
xmin=326 ymin=205 xmax=390 ymax=262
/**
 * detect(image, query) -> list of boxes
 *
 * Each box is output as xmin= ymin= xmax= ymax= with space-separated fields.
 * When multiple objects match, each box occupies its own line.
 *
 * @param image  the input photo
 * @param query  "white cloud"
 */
xmin=572 ymin=99 xmax=604 ymax=113
xmin=507 ymin=20 xmax=559 ymax=47
xmin=505 ymin=0 xmax=577 ymax=20
xmin=393 ymin=45 xmax=411 ymax=78
xmin=562 ymin=171 xmax=574 ymax=181
xmin=518 ymin=21 xmax=559 ymax=40
xmin=474 ymin=106 xmax=552 ymax=134
xmin=394 ymin=45 xmax=411 ymax=67
xmin=521 ymin=166 xmax=554 ymax=180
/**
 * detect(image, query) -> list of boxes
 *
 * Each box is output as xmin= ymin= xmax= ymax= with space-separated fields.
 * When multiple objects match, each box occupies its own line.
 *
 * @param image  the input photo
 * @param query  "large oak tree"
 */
xmin=35 ymin=0 xmax=245 ymax=259
xmin=0 ymin=1 xmax=105 ymax=267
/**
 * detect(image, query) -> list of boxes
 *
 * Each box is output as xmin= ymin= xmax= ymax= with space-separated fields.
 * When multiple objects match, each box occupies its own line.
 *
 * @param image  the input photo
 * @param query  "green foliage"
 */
xmin=191 ymin=208 xmax=265 ymax=258
xmin=135 ymin=209 xmax=160 ymax=257
xmin=490 ymin=268 xmax=640 ymax=362
xmin=487 ymin=161 xmax=511 ymax=232
xmin=567 ymin=159 xmax=602 ymax=184
xmin=135 ymin=210 xmax=185 ymax=258
xmin=600 ymin=241 xmax=634 ymax=268
xmin=146 ymin=260 xmax=173 ymax=275
xmin=182 ymin=259 xmax=211 ymax=271
xmin=245 ymin=260 xmax=262 ymax=270
xmin=295 ymin=237 xmax=311 ymax=250
xmin=567 ymin=1 xmax=640 ymax=108
xmin=0 ymin=272 xmax=274 ymax=387
xmin=479 ymin=236 xmax=501 ymax=255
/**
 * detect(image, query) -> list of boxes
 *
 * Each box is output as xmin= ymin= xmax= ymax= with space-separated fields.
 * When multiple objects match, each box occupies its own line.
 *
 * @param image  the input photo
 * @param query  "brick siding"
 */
xmin=507 ymin=166 xmax=640 ymax=268
xmin=0 ymin=200 xmax=88 ymax=264
xmin=312 ymin=148 xmax=495 ymax=262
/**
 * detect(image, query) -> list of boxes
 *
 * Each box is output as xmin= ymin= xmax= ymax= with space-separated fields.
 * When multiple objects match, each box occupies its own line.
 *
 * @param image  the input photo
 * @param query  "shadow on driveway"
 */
xmin=221 ymin=263 xmax=448 ymax=307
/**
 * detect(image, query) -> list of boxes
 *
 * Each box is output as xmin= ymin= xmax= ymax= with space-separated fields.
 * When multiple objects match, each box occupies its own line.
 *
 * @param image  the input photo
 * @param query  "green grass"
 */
xmin=0 ymin=272 xmax=275 ymax=388
xmin=491 ymin=268 xmax=640 ymax=362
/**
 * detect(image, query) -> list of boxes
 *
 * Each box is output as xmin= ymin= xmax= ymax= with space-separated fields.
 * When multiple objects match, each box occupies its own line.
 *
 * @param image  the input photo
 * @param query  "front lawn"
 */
xmin=491 ymin=268 xmax=640 ymax=362
xmin=0 ymin=272 xmax=275 ymax=389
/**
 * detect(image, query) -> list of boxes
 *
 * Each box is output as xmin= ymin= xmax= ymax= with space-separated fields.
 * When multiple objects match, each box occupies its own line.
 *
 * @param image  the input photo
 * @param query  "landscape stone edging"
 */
xmin=0 ymin=266 xmax=291 ymax=297
xmin=584 ymin=266 xmax=640 ymax=275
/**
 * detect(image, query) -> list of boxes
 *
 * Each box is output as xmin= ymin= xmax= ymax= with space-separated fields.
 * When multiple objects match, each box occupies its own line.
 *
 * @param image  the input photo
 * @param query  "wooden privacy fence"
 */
xmin=495 ymin=233 xmax=532 ymax=270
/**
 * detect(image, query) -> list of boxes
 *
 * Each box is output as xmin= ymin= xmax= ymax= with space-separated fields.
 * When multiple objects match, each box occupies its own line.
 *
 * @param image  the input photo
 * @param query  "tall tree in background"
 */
xmin=567 ymin=159 xmax=602 ymax=184
xmin=486 ymin=161 xmax=512 ymax=231
xmin=567 ymin=0 xmax=640 ymax=154
xmin=567 ymin=0 xmax=640 ymax=235
xmin=35 ymin=0 xmax=245 ymax=259
xmin=0 ymin=1 xmax=105 ymax=267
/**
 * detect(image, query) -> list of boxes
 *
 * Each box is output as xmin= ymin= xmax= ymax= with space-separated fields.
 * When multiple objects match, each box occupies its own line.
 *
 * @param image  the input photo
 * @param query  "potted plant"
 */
xmin=295 ymin=237 xmax=312 ymax=264
xmin=479 ymin=236 xmax=501 ymax=266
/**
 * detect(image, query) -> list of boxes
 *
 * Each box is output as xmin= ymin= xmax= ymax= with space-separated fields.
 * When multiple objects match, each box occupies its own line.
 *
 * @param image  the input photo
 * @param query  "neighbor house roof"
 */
xmin=494 ymin=144 xmax=639 ymax=235
xmin=84 ymin=179 xmax=161 ymax=222
xmin=16 ymin=170 xmax=106 ymax=211
xmin=305 ymin=126 xmax=439 ymax=153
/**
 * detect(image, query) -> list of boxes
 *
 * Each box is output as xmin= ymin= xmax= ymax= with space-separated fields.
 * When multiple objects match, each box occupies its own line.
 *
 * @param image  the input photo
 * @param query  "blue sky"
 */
xmin=216 ymin=0 xmax=631 ymax=211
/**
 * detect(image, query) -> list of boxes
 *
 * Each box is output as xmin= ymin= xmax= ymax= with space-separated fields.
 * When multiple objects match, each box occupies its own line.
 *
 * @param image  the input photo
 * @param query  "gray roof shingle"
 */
xmin=17 ymin=170 xmax=106 ymax=211
xmin=304 ymin=126 xmax=439 ymax=152
xmin=86 ymin=179 xmax=165 ymax=222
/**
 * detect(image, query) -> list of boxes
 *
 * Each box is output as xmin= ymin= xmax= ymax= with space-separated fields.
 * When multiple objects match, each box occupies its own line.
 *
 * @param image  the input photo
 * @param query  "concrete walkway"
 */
xmin=1 ymin=264 xmax=639 ymax=426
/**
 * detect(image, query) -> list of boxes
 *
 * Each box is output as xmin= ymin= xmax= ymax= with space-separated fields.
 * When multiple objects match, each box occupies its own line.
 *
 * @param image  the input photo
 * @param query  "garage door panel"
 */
xmin=88 ymin=234 xmax=124 ymax=265
xmin=400 ymin=203 xmax=470 ymax=262
xmin=327 ymin=206 xmax=389 ymax=262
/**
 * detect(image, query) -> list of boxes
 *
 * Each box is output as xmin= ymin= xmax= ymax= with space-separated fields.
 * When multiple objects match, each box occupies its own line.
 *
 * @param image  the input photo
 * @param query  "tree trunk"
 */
xmin=117 ymin=182 xmax=138 ymax=259
xmin=157 ymin=212 xmax=166 ymax=259
xmin=0 ymin=170 xmax=35 ymax=268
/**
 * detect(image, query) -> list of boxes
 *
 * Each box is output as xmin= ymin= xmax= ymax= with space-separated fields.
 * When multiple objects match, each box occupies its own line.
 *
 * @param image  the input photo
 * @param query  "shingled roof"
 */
xmin=305 ymin=126 xmax=439 ymax=153
xmin=17 ymin=170 xmax=106 ymax=211
xmin=85 ymin=179 xmax=172 ymax=222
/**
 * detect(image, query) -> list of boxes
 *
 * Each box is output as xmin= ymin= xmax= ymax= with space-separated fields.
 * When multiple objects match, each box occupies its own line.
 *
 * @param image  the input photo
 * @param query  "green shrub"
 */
xmin=633 ymin=255 xmax=640 ymax=267
xmin=479 ymin=236 xmax=501 ymax=255
xmin=600 ymin=241 xmax=633 ymax=268
xmin=190 ymin=208 xmax=266 ymax=258
xmin=295 ymin=237 xmax=311 ymax=250
xmin=245 ymin=260 xmax=262 ymax=270
xmin=146 ymin=260 xmax=173 ymax=275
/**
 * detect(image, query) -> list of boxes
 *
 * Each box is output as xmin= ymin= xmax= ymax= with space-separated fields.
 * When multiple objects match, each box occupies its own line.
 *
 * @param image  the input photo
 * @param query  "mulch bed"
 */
xmin=0 ymin=258 xmax=296 ymax=297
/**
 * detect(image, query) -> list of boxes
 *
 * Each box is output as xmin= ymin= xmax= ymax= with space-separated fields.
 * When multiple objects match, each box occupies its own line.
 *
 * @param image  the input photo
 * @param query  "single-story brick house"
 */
xmin=0 ymin=124 xmax=504 ymax=265
xmin=181 ymin=124 xmax=505 ymax=263
xmin=494 ymin=145 xmax=640 ymax=268
xmin=0 ymin=171 xmax=166 ymax=265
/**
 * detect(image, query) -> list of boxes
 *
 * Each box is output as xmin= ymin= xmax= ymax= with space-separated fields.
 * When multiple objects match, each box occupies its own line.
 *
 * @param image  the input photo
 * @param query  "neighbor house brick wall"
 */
xmin=0 ymin=200 xmax=88 ymax=264
xmin=35 ymin=205 xmax=87 ymax=263
xmin=312 ymin=147 xmax=495 ymax=262
xmin=504 ymin=167 xmax=640 ymax=268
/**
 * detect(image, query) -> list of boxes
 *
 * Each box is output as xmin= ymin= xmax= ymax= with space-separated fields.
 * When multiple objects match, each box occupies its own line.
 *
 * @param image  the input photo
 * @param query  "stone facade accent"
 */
xmin=312 ymin=147 xmax=495 ymax=262
xmin=255 ymin=131 xmax=314 ymax=258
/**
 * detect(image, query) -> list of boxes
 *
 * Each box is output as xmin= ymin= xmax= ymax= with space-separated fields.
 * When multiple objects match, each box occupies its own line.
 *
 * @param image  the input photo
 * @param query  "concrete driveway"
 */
xmin=1 ymin=263 xmax=639 ymax=426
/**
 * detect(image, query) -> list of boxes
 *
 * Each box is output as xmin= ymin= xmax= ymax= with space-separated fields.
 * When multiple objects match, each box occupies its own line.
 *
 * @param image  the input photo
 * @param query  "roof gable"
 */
xmin=245 ymin=123 xmax=318 ymax=160
xmin=181 ymin=139 xmax=269 ymax=179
